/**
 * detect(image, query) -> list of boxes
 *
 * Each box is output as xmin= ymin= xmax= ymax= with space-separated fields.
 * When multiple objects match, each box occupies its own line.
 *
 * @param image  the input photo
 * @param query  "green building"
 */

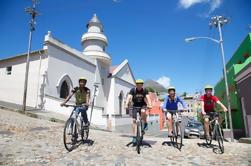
xmin=214 ymin=33 xmax=251 ymax=138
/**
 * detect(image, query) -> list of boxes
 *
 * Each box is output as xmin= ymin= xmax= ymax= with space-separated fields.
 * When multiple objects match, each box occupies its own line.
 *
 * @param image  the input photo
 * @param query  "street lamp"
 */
xmin=185 ymin=15 xmax=234 ymax=142
xmin=22 ymin=0 xmax=39 ymax=113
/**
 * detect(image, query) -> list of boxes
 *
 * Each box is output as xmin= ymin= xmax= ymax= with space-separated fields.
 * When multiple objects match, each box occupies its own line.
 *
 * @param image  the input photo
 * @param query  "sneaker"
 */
xmin=168 ymin=132 xmax=173 ymax=137
xmin=144 ymin=123 xmax=148 ymax=130
xmin=132 ymin=137 xmax=136 ymax=144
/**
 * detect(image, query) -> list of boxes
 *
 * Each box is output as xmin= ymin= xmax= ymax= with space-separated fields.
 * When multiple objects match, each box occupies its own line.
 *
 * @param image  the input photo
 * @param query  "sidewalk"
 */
xmin=0 ymin=100 xmax=109 ymax=132
xmin=0 ymin=100 xmax=67 ymax=123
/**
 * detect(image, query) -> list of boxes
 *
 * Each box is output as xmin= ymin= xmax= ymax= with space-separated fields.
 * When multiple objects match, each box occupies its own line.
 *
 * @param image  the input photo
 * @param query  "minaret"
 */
xmin=81 ymin=14 xmax=111 ymax=110
xmin=81 ymin=14 xmax=111 ymax=64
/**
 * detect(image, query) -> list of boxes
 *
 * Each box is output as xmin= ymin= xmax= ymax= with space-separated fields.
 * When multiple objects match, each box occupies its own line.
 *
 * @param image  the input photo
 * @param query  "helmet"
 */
xmin=79 ymin=77 xmax=87 ymax=82
xmin=204 ymin=85 xmax=213 ymax=90
xmin=168 ymin=86 xmax=176 ymax=92
xmin=136 ymin=79 xmax=144 ymax=84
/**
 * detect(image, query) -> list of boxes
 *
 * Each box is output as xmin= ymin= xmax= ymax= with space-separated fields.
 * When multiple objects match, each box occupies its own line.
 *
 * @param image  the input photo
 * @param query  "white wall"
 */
xmin=115 ymin=63 xmax=135 ymax=85
xmin=114 ymin=78 xmax=134 ymax=115
xmin=0 ymin=52 xmax=48 ymax=108
xmin=45 ymin=44 xmax=96 ymax=99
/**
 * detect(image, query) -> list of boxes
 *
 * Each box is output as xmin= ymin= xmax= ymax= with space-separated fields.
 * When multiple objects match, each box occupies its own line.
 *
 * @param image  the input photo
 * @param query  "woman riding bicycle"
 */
xmin=201 ymin=85 xmax=228 ymax=139
xmin=60 ymin=77 xmax=91 ymax=126
xmin=162 ymin=86 xmax=187 ymax=137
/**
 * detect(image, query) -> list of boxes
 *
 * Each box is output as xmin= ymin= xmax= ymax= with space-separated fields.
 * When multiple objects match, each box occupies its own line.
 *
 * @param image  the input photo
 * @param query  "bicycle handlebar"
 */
xmin=62 ymin=104 xmax=89 ymax=107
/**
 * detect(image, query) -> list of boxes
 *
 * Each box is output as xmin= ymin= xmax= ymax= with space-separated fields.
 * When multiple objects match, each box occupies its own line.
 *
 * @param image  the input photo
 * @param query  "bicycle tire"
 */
xmin=136 ymin=122 xmax=141 ymax=154
xmin=176 ymin=122 xmax=183 ymax=150
xmin=216 ymin=124 xmax=224 ymax=153
xmin=63 ymin=118 xmax=78 ymax=152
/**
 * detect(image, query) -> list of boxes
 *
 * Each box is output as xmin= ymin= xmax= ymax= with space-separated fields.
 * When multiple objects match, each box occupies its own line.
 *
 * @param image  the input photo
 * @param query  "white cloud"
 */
xmin=156 ymin=76 xmax=171 ymax=88
xmin=178 ymin=0 xmax=222 ymax=14
xmin=112 ymin=0 xmax=120 ymax=3
xmin=179 ymin=0 xmax=208 ymax=9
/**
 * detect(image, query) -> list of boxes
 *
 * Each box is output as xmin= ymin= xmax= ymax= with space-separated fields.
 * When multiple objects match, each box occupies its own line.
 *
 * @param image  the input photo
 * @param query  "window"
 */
xmin=60 ymin=81 xmax=69 ymax=99
xmin=6 ymin=66 xmax=12 ymax=75
xmin=119 ymin=91 xmax=124 ymax=115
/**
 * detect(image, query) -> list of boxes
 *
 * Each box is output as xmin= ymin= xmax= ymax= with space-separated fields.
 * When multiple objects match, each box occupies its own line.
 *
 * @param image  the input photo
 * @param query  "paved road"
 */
xmin=0 ymin=108 xmax=251 ymax=166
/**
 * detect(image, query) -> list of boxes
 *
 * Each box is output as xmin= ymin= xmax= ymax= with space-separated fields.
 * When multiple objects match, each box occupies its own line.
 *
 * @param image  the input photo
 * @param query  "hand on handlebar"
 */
xmin=60 ymin=103 xmax=66 ymax=107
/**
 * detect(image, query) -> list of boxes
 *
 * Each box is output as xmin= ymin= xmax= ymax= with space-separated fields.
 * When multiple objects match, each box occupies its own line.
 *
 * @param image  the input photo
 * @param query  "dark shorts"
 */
xmin=131 ymin=106 xmax=146 ymax=119
xmin=204 ymin=111 xmax=219 ymax=120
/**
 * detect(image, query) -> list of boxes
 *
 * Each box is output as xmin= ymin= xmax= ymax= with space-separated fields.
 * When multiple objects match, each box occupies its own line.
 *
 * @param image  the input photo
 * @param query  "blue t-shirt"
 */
xmin=162 ymin=95 xmax=187 ymax=111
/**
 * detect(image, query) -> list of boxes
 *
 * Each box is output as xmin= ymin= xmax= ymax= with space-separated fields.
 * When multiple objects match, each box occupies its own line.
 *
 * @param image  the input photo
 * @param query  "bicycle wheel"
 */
xmin=216 ymin=124 xmax=224 ymax=153
xmin=63 ymin=118 xmax=80 ymax=152
xmin=175 ymin=122 xmax=183 ymax=150
xmin=205 ymin=124 xmax=212 ymax=145
xmin=136 ymin=123 xmax=141 ymax=154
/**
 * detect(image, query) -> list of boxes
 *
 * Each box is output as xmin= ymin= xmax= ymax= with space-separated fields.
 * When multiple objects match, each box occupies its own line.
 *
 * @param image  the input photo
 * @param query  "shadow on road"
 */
xmin=162 ymin=141 xmax=183 ymax=151
xmin=197 ymin=142 xmax=223 ymax=154
xmin=68 ymin=139 xmax=95 ymax=152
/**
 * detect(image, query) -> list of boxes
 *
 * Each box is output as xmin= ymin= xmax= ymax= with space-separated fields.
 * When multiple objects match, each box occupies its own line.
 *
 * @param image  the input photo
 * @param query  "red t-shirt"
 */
xmin=200 ymin=95 xmax=219 ymax=112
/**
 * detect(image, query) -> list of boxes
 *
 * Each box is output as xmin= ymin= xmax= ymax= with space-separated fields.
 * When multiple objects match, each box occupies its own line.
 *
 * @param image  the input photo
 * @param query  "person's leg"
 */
xmin=141 ymin=108 xmax=148 ymax=130
xmin=81 ymin=106 xmax=89 ymax=125
xmin=131 ymin=108 xmax=137 ymax=143
xmin=204 ymin=116 xmax=210 ymax=138
xmin=166 ymin=112 xmax=173 ymax=136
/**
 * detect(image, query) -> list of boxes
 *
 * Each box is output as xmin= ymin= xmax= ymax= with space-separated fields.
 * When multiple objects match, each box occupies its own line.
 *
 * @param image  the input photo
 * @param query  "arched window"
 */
xmin=57 ymin=74 xmax=73 ymax=98
xmin=119 ymin=91 xmax=124 ymax=115
xmin=60 ymin=81 xmax=69 ymax=99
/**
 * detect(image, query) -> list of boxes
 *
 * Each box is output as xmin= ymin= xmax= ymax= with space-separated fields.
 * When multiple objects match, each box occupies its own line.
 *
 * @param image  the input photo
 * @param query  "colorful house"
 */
xmin=214 ymin=33 xmax=251 ymax=138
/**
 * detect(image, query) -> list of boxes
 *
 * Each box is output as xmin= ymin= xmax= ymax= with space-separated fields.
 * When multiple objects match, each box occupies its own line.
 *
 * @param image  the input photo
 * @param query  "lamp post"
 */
xmin=185 ymin=16 xmax=234 ymax=142
xmin=22 ymin=0 xmax=39 ymax=113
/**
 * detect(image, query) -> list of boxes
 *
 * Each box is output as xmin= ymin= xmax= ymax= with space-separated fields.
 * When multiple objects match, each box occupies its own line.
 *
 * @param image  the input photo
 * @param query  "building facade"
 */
xmin=0 ymin=14 xmax=137 ymax=130
xmin=214 ymin=33 xmax=251 ymax=138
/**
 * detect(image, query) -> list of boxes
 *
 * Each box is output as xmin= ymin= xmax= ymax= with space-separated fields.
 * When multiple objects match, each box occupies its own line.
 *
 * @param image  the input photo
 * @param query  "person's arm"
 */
xmin=178 ymin=96 xmax=188 ymax=111
xmin=125 ymin=94 xmax=133 ymax=109
xmin=86 ymin=89 xmax=91 ymax=106
xmin=60 ymin=91 xmax=74 ymax=106
xmin=162 ymin=96 xmax=168 ymax=111
xmin=216 ymin=101 xmax=228 ymax=112
xmin=201 ymin=101 xmax=206 ymax=115
xmin=145 ymin=94 xmax=152 ymax=108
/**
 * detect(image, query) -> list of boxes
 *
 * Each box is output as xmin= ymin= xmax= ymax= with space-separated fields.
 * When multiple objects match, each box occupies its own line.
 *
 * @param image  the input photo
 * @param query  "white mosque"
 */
xmin=0 ymin=14 xmax=137 ymax=130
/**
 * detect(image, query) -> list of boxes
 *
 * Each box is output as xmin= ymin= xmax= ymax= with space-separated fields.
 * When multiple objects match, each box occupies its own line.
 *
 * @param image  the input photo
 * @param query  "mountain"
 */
xmin=144 ymin=79 xmax=168 ymax=93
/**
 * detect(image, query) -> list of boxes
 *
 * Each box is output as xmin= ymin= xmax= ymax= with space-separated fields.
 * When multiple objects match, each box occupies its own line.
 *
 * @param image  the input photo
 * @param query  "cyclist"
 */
xmin=162 ymin=86 xmax=187 ymax=136
xmin=125 ymin=79 xmax=152 ymax=144
xmin=60 ymin=77 xmax=91 ymax=126
xmin=201 ymin=85 xmax=228 ymax=139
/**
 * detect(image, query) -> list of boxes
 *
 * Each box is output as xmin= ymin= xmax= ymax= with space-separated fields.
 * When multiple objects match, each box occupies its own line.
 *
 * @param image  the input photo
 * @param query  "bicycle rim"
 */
xmin=136 ymin=123 xmax=141 ymax=154
xmin=217 ymin=125 xmax=224 ymax=153
xmin=63 ymin=118 xmax=76 ymax=152
xmin=176 ymin=123 xmax=183 ymax=150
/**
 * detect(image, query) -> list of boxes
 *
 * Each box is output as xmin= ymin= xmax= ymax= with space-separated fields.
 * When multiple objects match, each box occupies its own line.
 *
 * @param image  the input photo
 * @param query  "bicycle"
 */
xmin=205 ymin=112 xmax=224 ymax=153
xmin=126 ymin=106 xmax=151 ymax=154
xmin=63 ymin=104 xmax=89 ymax=152
xmin=169 ymin=110 xmax=183 ymax=150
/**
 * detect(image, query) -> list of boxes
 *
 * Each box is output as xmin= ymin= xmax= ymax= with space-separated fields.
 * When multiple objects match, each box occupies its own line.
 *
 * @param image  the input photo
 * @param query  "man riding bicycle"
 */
xmin=162 ymin=86 xmax=187 ymax=137
xmin=60 ymin=77 xmax=91 ymax=126
xmin=201 ymin=85 xmax=228 ymax=139
xmin=125 ymin=79 xmax=152 ymax=144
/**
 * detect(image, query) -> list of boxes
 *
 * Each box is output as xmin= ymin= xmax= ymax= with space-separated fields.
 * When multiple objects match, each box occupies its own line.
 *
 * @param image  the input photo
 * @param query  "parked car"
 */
xmin=184 ymin=121 xmax=204 ymax=139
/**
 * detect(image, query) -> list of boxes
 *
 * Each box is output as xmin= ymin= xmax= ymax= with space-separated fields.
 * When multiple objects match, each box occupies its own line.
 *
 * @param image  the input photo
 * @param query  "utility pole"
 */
xmin=22 ymin=0 xmax=39 ymax=113
xmin=210 ymin=16 xmax=234 ymax=142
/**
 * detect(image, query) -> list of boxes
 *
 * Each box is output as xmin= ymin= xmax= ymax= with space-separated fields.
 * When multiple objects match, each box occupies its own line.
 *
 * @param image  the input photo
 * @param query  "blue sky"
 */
xmin=1 ymin=0 xmax=250 ymax=94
